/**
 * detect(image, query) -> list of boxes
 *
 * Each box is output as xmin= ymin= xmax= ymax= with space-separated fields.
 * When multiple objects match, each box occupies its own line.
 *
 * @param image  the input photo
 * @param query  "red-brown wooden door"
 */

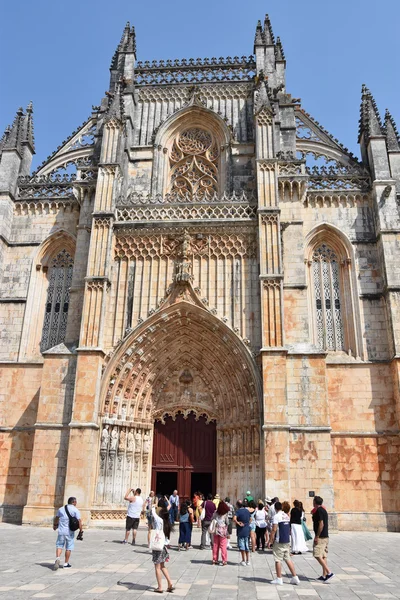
xmin=152 ymin=414 xmax=216 ymax=501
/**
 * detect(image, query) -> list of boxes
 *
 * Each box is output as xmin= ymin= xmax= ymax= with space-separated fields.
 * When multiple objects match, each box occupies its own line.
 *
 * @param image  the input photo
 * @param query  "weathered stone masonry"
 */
xmin=1 ymin=15 xmax=400 ymax=530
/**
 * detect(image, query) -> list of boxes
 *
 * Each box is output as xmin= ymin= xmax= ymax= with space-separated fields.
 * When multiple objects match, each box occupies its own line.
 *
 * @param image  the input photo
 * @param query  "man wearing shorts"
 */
xmin=53 ymin=497 xmax=83 ymax=570
xmin=234 ymin=500 xmax=251 ymax=566
xmin=123 ymin=487 xmax=144 ymax=545
xmin=270 ymin=501 xmax=300 ymax=585
xmin=312 ymin=496 xmax=334 ymax=582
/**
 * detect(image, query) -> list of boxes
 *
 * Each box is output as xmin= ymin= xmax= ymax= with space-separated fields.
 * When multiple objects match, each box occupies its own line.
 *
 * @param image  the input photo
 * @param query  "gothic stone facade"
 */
xmin=1 ymin=16 xmax=400 ymax=530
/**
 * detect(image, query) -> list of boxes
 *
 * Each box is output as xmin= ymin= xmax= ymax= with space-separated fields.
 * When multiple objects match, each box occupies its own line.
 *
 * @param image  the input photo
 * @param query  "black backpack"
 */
xmin=65 ymin=504 xmax=80 ymax=532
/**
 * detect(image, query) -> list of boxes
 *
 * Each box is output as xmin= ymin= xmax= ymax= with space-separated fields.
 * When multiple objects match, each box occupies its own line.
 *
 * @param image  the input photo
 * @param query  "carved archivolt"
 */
xmin=101 ymin=302 xmax=261 ymax=428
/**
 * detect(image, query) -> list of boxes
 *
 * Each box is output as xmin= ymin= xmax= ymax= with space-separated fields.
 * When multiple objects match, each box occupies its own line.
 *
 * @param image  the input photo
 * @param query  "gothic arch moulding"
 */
xmin=95 ymin=295 xmax=263 ymax=508
xmin=304 ymin=223 xmax=362 ymax=359
xmin=150 ymin=99 xmax=233 ymax=198
xmin=19 ymin=229 xmax=76 ymax=360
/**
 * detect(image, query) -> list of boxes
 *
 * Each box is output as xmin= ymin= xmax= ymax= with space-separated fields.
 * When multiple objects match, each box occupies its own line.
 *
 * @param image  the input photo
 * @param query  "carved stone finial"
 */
xmin=384 ymin=109 xmax=400 ymax=152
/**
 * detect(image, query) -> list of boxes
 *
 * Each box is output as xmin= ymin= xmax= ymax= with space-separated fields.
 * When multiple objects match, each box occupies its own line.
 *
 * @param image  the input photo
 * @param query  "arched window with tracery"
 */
xmin=169 ymin=127 xmax=219 ymax=199
xmin=40 ymin=249 xmax=74 ymax=352
xmin=311 ymin=244 xmax=344 ymax=350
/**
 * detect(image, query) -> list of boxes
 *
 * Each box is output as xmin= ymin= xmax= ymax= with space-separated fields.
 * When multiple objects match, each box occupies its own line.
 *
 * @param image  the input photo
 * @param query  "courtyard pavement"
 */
xmin=1 ymin=523 xmax=400 ymax=599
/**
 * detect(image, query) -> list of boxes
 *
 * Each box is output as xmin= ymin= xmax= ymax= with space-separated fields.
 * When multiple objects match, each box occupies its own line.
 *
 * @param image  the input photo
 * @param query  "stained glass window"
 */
xmin=40 ymin=250 xmax=73 ymax=352
xmin=312 ymin=244 xmax=344 ymax=351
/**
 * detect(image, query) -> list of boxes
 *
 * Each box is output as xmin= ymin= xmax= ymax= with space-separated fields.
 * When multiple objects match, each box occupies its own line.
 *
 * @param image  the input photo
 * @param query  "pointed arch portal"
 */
xmin=95 ymin=286 xmax=263 ymax=507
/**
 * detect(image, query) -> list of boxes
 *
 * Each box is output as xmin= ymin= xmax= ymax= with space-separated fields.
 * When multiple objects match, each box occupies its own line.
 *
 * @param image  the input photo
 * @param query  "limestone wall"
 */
xmin=328 ymin=363 xmax=400 ymax=530
xmin=0 ymin=364 xmax=42 ymax=523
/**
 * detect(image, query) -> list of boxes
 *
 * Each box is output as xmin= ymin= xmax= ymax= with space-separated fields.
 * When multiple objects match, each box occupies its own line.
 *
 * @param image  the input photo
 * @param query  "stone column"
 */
xmin=63 ymin=118 xmax=122 ymax=524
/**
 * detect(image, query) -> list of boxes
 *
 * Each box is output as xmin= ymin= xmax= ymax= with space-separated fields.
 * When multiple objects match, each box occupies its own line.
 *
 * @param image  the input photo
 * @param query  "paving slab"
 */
xmin=1 ymin=524 xmax=400 ymax=599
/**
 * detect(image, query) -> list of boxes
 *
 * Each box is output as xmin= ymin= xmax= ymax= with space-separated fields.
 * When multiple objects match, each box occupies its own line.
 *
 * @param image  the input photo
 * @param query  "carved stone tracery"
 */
xmin=169 ymin=127 xmax=219 ymax=199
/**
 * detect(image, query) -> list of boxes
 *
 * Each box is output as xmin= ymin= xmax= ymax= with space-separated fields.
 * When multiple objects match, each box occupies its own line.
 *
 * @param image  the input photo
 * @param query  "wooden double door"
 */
xmin=152 ymin=414 xmax=216 ymax=501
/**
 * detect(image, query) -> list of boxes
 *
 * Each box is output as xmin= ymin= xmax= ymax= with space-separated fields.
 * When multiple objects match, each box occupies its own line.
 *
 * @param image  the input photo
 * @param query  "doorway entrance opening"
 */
xmin=155 ymin=471 xmax=177 ymax=497
xmin=152 ymin=413 xmax=216 ymax=500
xmin=191 ymin=472 xmax=213 ymax=498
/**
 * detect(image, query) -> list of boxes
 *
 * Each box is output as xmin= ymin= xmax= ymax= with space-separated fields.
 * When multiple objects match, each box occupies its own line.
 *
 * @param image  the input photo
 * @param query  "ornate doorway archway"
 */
xmin=152 ymin=413 xmax=216 ymax=500
xmin=94 ymin=282 xmax=263 ymax=515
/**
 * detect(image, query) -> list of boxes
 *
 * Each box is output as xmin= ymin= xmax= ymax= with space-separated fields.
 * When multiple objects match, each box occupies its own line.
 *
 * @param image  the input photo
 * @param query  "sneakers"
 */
xmin=240 ymin=561 xmax=247 ymax=566
xmin=324 ymin=573 xmax=335 ymax=583
xmin=246 ymin=561 xmax=250 ymax=566
xmin=131 ymin=539 xmax=136 ymax=546
xmin=64 ymin=563 xmax=72 ymax=568
xmin=53 ymin=559 xmax=60 ymax=571
xmin=121 ymin=540 xmax=127 ymax=544
xmin=290 ymin=576 xmax=300 ymax=585
xmin=316 ymin=576 xmax=325 ymax=581
xmin=270 ymin=577 xmax=283 ymax=585
xmin=227 ymin=544 xmax=233 ymax=550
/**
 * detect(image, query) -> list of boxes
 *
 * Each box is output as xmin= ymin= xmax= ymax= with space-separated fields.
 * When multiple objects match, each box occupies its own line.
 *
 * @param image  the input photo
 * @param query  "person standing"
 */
xmin=312 ymin=496 xmax=334 ymax=582
xmin=267 ymin=498 xmax=279 ymax=548
xmin=234 ymin=500 xmax=251 ymax=566
xmin=225 ymin=497 xmax=235 ymax=550
xmin=290 ymin=500 xmax=309 ymax=554
xmin=213 ymin=493 xmax=221 ymax=509
xmin=145 ymin=490 xmax=156 ymax=548
xmin=169 ymin=490 xmax=179 ymax=524
xmin=151 ymin=505 xmax=175 ymax=593
xmin=200 ymin=493 xmax=216 ymax=549
xmin=254 ymin=501 xmax=268 ymax=551
xmin=178 ymin=501 xmax=193 ymax=551
xmin=247 ymin=500 xmax=257 ymax=552
xmin=245 ymin=491 xmax=254 ymax=503
xmin=53 ymin=497 xmax=83 ymax=570
xmin=210 ymin=500 xmax=230 ymax=565
xmin=123 ymin=487 xmax=144 ymax=545
xmin=270 ymin=501 xmax=300 ymax=586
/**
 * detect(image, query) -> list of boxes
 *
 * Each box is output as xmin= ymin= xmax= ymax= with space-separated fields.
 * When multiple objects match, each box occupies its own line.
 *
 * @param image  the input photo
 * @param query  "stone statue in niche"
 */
xmin=121 ymin=404 xmax=127 ymax=420
xmin=143 ymin=431 xmax=151 ymax=454
xmin=218 ymin=432 xmax=223 ymax=457
xmin=104 ymin=400 xmax=110 ymax=416
xmin=112 ymin=401 xmax=118 ymax=417
xmin=110 ymin=426 xmax=119 ymax=451
xmin=118 ymin=428 xmax=126 ymax=452
xmin=135 ymin=429 xmax=142 ymax=448
xmin=100 ymin=424 xmax=109 ymax=449
xmin=127 ymin=429 xmax=135 ymax=452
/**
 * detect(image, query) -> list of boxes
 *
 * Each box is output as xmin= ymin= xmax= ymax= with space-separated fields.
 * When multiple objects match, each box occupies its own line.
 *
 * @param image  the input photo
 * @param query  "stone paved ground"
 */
xmin=1 ymin=523 xmax=400 ymax=599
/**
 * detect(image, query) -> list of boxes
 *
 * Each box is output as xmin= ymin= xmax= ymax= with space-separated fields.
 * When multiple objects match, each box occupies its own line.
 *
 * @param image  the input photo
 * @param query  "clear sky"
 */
xmin=1 ymin=0 xmax=399 ymax=169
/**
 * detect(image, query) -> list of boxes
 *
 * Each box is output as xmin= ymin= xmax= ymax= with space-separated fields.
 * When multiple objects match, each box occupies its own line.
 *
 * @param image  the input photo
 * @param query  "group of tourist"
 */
xmin=52 ymin=489 xmax=334 ymax=592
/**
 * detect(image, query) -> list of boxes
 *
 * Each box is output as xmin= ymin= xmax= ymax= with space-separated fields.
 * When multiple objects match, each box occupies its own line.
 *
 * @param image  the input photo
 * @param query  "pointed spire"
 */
xmin=0 ymin=125 xmax=11 ymax=156
xmin=105 ymin=80 xmax=125 ymax=123
xmin=263 ymin=14 xmax=275 ymax=45
xmin=358 ymin=85 xmax=383 ymax=143
xmin=384 ymin=109 xmax=400 ymax=152
xmin=109 ymin=22 xmax=137 ymax=89
xmin=254 ymin=20 xmax=264 ymax=46
xmin=21 ymin=101 xmax=35 ymax=152
xmin=3 ymin=107 xmax=25 ymax=152
xmin=275 ymin=37 xmax=285 ymax=61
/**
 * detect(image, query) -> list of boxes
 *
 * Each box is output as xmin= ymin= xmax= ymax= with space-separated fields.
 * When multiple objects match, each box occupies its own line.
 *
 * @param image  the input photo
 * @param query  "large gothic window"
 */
xmin=311 ymin=244 xmax=344 ymax=351
xmin=40 ymin=249 xmax=74 ymax=352
xmin=169 ymin=127 xmax=219 ymax=199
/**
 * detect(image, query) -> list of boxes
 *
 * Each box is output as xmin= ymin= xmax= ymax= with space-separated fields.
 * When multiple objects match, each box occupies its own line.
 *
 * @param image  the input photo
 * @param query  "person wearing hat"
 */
xmin=213 ymin=494 xmax=221 ymax=509
xmin=245 ymin=491 xmax=254 ymax=503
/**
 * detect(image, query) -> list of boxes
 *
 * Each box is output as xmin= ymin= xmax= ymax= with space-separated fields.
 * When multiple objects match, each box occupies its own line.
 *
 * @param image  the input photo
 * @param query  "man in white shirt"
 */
xmin=53 ymin=496 xmax=83 ymax=570
xmin=123 ymin=487 xmax=144 ymax=545
xmin=168 ymin=490 xmax=179 ymax=524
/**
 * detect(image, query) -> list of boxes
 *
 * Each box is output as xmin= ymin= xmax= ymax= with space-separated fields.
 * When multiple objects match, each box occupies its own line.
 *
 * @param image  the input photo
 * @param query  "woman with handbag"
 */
xmin=151 ymin=505 xmax=175 ymax=593
xmin=210 ymin=500 xmax=230 ymax=566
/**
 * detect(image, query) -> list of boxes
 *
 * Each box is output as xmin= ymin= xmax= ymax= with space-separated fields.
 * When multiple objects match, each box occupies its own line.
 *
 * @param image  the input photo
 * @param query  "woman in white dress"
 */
xmin=151 ymin=506 xmax=175 ymax=593
xmin=290 ymin=499 xmax=309 ymax=554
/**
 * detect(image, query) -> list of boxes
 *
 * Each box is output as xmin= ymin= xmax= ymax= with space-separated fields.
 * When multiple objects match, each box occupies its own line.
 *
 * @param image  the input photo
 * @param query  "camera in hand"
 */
xmin=77 ymin=530 xmax=84 ymax=541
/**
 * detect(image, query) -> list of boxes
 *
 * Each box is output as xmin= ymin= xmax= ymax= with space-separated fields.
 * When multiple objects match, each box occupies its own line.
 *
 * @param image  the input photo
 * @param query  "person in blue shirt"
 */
xmin=52 ymin=497 xmax=83 ymax=570
xmin=233 ymin=500 xmax=251 ymax=566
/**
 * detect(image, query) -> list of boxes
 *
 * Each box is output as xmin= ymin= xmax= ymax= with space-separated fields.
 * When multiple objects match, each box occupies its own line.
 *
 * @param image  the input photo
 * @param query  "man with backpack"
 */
xmin=53 ymin=496 xmax=83 ymax=570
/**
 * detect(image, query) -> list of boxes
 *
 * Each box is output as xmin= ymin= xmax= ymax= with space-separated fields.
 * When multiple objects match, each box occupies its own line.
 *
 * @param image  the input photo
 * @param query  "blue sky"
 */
xmin=1 ymin=0 xmax=399 ymax=169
